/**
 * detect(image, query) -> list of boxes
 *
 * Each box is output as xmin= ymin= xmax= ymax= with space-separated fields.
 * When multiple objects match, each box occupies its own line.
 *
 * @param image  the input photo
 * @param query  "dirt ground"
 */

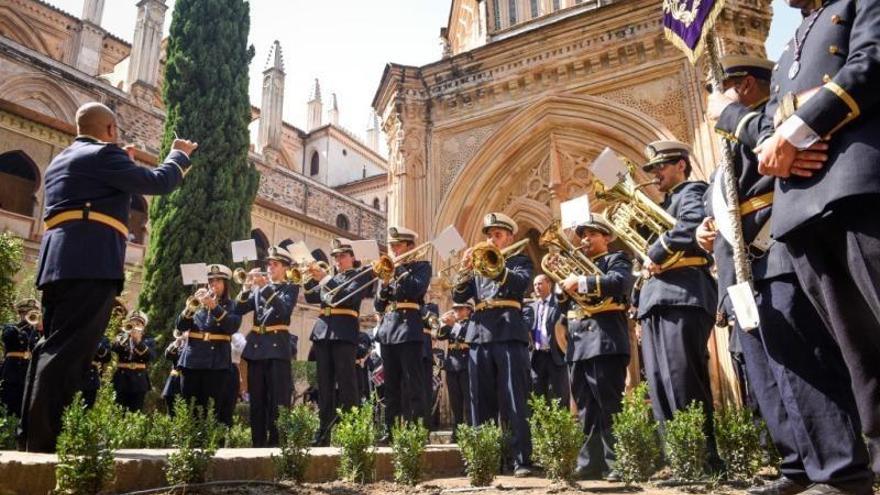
xmin=148 ymin=475 xmax=757 ymax=495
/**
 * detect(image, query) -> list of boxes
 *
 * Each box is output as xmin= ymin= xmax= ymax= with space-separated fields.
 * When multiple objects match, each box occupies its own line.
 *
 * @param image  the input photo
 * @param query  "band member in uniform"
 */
xmin=305 ymin=239 xmax=372 ymax=446
xmin=705 ymin=55 xmax=873 ymax=495
xmin=21 ymin=102 xmax=195 ymax=452
xmin=175 ymin=264 xmax=240 ymax=424
xmin=749 ymin=0 xmax=880 ymax=480
xmin=373 ymin=227 xmax=431 ymax=440
xmin=558 ymin=217 xmax=634 ymax=481
xmin=221 ymin=331 xmax=246 ymax=426
xmin=1 ymin=299 xmax=40 ymax=416
xmin=634 ymin=141 xmax=722 ymax=468
xmin=453 ymin=213 xmax=534 ymax=477
xmin=112 ymin=311 xmax=153 ymax=412
xmin=419 ymin=302 xmax=441 ymax=430
xmin=437 ymin=303 xmax=473 ymax=438
xmin=234 ymin=245 xmax=298 ymax=446
xmin=83 ymin=336 xmax=111 ymax=408
xmin=162 ymin=332 xmax=185 ymax=415
xmin=523 ymin=275 xmax=569 ymax=405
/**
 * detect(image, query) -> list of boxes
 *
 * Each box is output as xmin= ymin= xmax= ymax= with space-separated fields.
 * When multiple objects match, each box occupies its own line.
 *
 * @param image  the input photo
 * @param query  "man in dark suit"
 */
xmin=752 ymin=0 xmax=880 ymax=482
xmin=234 ymin=245 xmax=298 ymax=446
xmin=559 ymin=216 xmax=634 ymax=481
xmin=305 ymin=238 xmax=373 ymax=445
xmin=453 ymin=212 xmax=534 ymax=477
xmin=373 ymin=227 xmax=432 ymax=441
xmin=523 ymin=275 xmax=569 ymax=405
xmin=20 ymin=102 xmax=195 ymax=451
xmin=635 ymin=140 xmax=722 ymax=469
xmin=704 ymin=55 xmax=873 ymax=495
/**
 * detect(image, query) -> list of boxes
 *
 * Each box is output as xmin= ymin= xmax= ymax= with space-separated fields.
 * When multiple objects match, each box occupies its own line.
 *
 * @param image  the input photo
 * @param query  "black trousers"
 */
xmin=217 ymin=365 xmax=239 ymax=427
xmin=383 ymin=341 xmax=426 ymax=431
xmin=469 ymin=341 xmax=532 ymax=468
xmin=82 ymin=387 xmax=98 ymax=409
xmin=741 ymin=275 xmax=871 ymax=485
xmin=246 ymin=358 xmax=291 ymax=447
xmin=530 ymin=351 xmax=570 ymax=405
xmin=181 ymin=368 xmax=228 ymax=422
xmin=19 ymin=279 xmax=117 ymax=452
xmin=640 ymin=306 xmax=719 ymax=460
xmin=0 ymin=381 xmax=24 ymax=418
xmin=446 ymin=367 xmax=470 ymax=434
xmin=313 ymin=340 xmax=358 ymax=441
xmin=785 ymin=198 xmax=880 ymax=474
xmin=115 ymin=390 xmax=145 ymax=412
xmin=571 ymin=354 xmax=628 ymax=474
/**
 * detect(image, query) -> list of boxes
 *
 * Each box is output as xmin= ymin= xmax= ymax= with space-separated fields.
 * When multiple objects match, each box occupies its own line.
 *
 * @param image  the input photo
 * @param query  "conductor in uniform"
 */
xmin=753 ymin=0 xmax=880 ymax=479
xmin=1 ymin=299 xmax=41 ymax=416
xmin=523 ymin=274 xmax=569 ymax=405
xmin=305 ymin=239 xmax=372 ymax=446
xmin=453 ymin=213 xmax=534 ymax=477
xmin=234 ymin=245 xmax=298 ymax=446
xmin=635 ymin=141 xmax=722 ymax=468
xmin=559 ymin=216 xmax=634 ymax=481
xmin=704 ymin=55 xmax=873 ymax=495
xmin=112 ymin=311 xmax=153 ymax=412
xmin=176 ymin=264 xmax=241 ymax=424
xmin=374 ymin=226 xmax=432 ymax=441
xmin=20 ymin=102 xmax=196 ymax=452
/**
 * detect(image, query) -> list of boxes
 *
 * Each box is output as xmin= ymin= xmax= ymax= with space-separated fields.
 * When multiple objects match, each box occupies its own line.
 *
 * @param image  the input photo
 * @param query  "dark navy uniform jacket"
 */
xmin=176 ymin=298 xmax=241 ymax=370
xmin=762 ymin=0 xmax=880 ymax=239
xmin=560 ymin=251 xmax=634 ymax=363
xmin=305 ymin=268 xmax=371 ymax=344
xmin=162 ymin=341 xmax=182 ymax=398
xmin=112 ymin=336 xmax=154 ymax=393
xmin=707 ymin=101 xmax=794 ymax=314
xmin=1 ymin=321 xmax=38 ymax=385
xmin=84 ymin=336 xmax=111 ymax=392
xmin=437 ymin=320 xmax=470 ymax=372
xmin=420 ymin=302 xmax=440 ymax=361
xmin=36 ymin=137 xmax=190 ymax=288
xmin=637 ymin=181 xmax=718 ymax=318
xmin=234 ymin=282 xmax=298 ymax=361
xmin=453 ymin=253 xmax=533 ymax=344
xmin=523 ymin=296 xmax=566 ymax=366
xmin=374 ymin=261 xmax=432 ymax=345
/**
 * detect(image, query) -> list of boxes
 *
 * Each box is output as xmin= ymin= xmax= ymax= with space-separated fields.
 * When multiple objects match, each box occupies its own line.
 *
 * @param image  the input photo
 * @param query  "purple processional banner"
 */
xmin=662 ymin=0 xmax=725 ymax=64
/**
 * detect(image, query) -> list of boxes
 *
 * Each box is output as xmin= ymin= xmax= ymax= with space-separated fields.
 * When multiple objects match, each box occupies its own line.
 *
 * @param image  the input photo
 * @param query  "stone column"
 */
xmin=382 ymin=96 xmax=430 ymax=235
xmin=258 ymin=41 xmax=285 ymax=156
xmin=126 ymin=0 xmax=167 ymax=92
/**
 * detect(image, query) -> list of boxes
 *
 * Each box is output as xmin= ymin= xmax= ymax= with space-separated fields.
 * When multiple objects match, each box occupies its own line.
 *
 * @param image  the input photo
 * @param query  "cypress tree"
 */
xmin=138 ymin=0 xmax=258 ymax=337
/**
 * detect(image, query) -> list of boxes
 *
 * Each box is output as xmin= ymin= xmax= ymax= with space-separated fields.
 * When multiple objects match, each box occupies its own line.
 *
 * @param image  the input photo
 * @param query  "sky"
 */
xmin=48 ymin=0 xmax=799 ymax=143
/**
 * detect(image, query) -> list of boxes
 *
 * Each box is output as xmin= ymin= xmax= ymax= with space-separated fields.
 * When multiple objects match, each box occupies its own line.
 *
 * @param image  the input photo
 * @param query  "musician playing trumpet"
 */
xmin=453 ymin=212 xmax=534 ymax=477
xmin=112 ymin=310 xmax=152 ymax=412
xmin=558 ymin=217 xmax=634 ymax=481
xmin=176 ymin=264 xmax=241 ymax=424
xmin=233 ymin=245 xmax=297 ymax=446
xmin=1 ymin=299 xmax=41 ymax=417
xmin=373 ymin=226 xmax=432 ymax=442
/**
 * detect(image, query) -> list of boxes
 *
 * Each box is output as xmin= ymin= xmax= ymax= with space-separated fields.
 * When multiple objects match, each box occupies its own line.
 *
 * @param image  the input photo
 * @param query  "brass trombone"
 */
xmin=451 ymin=238 xmax=530 ymax=286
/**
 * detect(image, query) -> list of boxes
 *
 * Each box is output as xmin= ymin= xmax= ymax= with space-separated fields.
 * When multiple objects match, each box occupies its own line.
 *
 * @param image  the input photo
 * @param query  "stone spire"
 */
xmin=306 ymin=78 xmax=323 ymax=130
xmin=328 ymin=93 xmax=339 ymax=126
xmin=126 ymin=0 xmax=168 ymax=91
xmin=70 ymin=0 xmax=106 ymax=75
xmin=258 ymin=41 xmax=285 ymax=154
xmin=365 ymin=111 xmax=380 ymax=152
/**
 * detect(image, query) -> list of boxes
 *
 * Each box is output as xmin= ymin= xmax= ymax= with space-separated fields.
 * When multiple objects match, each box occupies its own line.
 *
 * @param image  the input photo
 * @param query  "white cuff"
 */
xmin=577 ymin=276 xmax=588 ymax=294
xmin=778 ymin=115 xmax=820 ymax=150
xmin=319 ymin=274 xmax=332 ymax=286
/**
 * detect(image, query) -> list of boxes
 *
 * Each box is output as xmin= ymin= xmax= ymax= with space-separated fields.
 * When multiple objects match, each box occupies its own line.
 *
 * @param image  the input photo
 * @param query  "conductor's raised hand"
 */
xmin=172 ymin=138 xmax=199 ymax=156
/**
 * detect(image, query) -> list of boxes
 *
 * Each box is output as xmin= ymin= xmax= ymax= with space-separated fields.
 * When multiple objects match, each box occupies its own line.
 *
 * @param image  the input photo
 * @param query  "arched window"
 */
xmin=0 ymin=150 xmax=39 ymax=217
xmin=127 ymin=195 xmax=148 ymax=244
xmin=372 ymin=197 xmax=381 ymax=210
xmin=251 ymin=229 xmax=270 ymax=261
xmin=309 ymin=151 xmax=320 ymax=176
xmin=336 ymin=214 xmax=350 ymax=231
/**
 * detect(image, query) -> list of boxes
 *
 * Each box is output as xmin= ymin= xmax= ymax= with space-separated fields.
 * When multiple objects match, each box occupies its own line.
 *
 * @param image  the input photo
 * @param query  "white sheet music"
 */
xmin=179 ymin=263 xmax=208 ymax=285
xmin=590 ymin=147 xmax=629 ymax=187
xmin=432 ymin=225 xmax=467 ymax=260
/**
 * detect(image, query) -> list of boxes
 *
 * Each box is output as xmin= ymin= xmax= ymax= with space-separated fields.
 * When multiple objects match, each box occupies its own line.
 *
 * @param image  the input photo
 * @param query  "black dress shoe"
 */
xmin=603 ymin=470 xmax=622 ymax=482
xmin=799 ymin=482 xmax=874 ymax=495
xmin=311 ymin=431 xmax=328 ymax=447
xmin=746 ymin=477 xmax=808 ymax=495
xmin=574 ymin=466 xmax=603 ymax=480
xmin=513 ymin=465 xmax=533 ymax=478
xmin=377 ymin=433 xmax=391 ymax=445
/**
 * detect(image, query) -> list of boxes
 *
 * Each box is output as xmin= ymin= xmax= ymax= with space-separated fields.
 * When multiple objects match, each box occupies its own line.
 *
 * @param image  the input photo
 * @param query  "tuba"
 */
xmin=539 ymin=220 xmax=617 ymax=314
xmin=593 ymin=162 xmax=683 ymax=270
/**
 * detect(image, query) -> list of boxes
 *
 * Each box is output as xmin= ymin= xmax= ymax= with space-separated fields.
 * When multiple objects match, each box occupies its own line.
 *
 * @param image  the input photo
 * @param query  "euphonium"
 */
xmin=538 ymin=220 xmax=616 ymax=313
xmin=593 ymin=167 xmax=683 ymax=269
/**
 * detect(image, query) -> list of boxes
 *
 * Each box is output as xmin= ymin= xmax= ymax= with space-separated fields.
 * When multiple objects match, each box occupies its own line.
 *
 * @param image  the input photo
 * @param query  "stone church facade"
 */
xmin=373 ymin=0 xmax=772 ymax=404
xmin=0 ymin=0 xmax=388 ymax=356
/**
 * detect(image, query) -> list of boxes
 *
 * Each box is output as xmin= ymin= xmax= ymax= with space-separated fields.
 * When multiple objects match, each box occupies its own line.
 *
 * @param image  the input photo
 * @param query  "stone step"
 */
xmin=0 ymin=444 xmax=464 ymax=494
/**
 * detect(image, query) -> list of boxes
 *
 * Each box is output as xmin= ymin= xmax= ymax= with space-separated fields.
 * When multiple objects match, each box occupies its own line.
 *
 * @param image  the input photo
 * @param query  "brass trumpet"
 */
xmin=24 ymin=309 xmax=41 ymax=326
xmin=182 ymin=288 xmax=214 ymax=317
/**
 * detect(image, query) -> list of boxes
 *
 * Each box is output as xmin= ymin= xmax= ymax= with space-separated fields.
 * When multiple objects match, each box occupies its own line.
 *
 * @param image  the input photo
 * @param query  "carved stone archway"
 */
xmin=434 ymin=93 xmax=680 ymax=243
xmin=0 ymin=73 xmax=80 ymax=123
